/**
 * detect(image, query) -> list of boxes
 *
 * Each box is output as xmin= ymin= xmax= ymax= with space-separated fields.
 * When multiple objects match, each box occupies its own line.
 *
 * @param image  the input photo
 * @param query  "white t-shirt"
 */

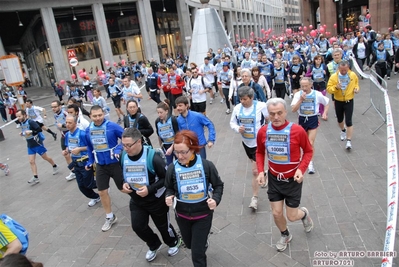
xmin=229 ymin=101 xmax=268 ymax=148
xmin=199 ymin=63 xmax=215 ymax=84
xmin=26 ymin=106 xmax=44 ymax=123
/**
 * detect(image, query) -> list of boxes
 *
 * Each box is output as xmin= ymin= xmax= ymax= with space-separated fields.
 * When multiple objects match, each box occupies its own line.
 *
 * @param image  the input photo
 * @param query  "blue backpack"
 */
xmin=121 ymin=145 xmax=166 ymax=175
xmin=0 ymin=214 xmax=29 ymax=255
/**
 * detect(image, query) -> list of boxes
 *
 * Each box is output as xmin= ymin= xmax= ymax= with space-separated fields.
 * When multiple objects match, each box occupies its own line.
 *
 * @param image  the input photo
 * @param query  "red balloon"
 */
xmin=261 ymin=28 xmax=265 ymax=32
xmin=121 ymin=59 xmax=126 ymax=66
xmin=83 ymin=72 xmax=87 ymax=76
xmin=319 ymin=26 xmax=325 ymax=33
xmin=71 ymin=74 xmax=76 ymax=79
xmin=113 ymin=62 xmax=117 ymax=67
xmin=310 ymin=30 xmax=317 ymax=38
xmin=299 ymin=26 xmax=302 ymax=31
xmin=329 ymin=37 xmax=337 ymax=44
xmin=326 ymin=32 xmax=331 ymax=37
xmin=79 ymin=72 xmax=86 ymax=78
xmin=389 ymin=27 xmax=393 ymax=31
xmin=279 ymin=37 xmax=284 ymax=42
xmin=309 ymin=25 xmax=313 ymax=30
xmin=279 ymin=43 xmax=283 ymax=48
xmin=105 ymin=61 xmax=110 ymax=66
xmin=344 ymin=28 xmax=347 ymax=32
xmin=100 ymin=74 xmax=106 ymax=79
xmin=323 ymin=24 xmax=327 ymax=28
xmin=235 ymin=34 xmax=239 ymax=37
xmin=78 ymin=69 xmax=83 ymax=74
xmin=97 ymin=70 xmax=103 ymax=76
xmin=366 ymin=14 xmax=371 ymax=19
xmin=303 ymin=26 xmax=307 ymax=31
xmin=250 ymin=32 xmax=254 ymax=36
xmin=333 ymin=23 xmax=337 ymax=28
xmin=60 ymin=80 xmax=65 ymax=85
xmin=356 ymin=26 xmax=359 ymax=29
xmin=348 ymin=28 xmax=352 ymax=32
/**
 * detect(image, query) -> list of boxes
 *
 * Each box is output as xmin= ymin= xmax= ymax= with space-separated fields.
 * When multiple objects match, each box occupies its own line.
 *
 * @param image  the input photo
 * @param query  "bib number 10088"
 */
xmin=269 ymin=147 xmax=286 ymax=153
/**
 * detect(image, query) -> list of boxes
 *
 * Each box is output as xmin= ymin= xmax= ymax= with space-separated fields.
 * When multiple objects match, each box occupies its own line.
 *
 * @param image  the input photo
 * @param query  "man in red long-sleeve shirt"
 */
xmin=255 ymin=98 xmax=314 ymax=252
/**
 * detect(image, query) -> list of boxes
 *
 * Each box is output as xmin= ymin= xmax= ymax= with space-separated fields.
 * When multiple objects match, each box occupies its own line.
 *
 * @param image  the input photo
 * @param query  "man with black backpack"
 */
xmin=120 ymin=128 xmax=181 ymax=262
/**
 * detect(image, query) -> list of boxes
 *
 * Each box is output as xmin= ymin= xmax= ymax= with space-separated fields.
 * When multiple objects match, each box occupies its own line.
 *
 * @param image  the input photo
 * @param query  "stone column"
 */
xmin=0 ymin=37 xmax=5 ymax=56
xmin=176 ymin=0 xmax=192 ymax=56
xmin=136 ymin=0 xmax=160 ymax=62
xmin=40 ymin=7 xmax=69 ymax=81
xmin=91 ymin=3 xmax=114 ymax=66
xmin=225 ymin=11 xmax=234 ymax=41
xmin=319 ymin=0 xmax=337 ymax=34
xmin=369 ymin=0 xmax=394 ymax=33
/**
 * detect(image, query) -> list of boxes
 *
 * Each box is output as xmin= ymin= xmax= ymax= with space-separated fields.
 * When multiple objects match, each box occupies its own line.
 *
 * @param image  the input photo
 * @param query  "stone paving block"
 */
xmin=328 ymin=197 xmax=352 ymax=224
xmin=230 ymin=245 xmax=265 ymax=266
xmin=89 ymin=247 xmax=113 ymax=265
xmin=321 ymin=233 xmax=345 ymax=251
xmin=269 ymin=252 xmax=300 ymax=267
xmin=338 ymin=222 xmax=359 ymax=237
xmin=322 ymin=180 xmax=342 ymax=198
xmin=318 ymin=217 xmax=340 ymax=235
xmin=209 ymin=245 xmax=243 ymax=267
xmin=358 ymin=229 xmax=384 ymax=251
xmin=290 ymin=250 xmax=311 ymax=267
xmin=353 ymin=213 xmax=375 ymax=231
xmin=236 ymin=232 xmax=263 ymax=250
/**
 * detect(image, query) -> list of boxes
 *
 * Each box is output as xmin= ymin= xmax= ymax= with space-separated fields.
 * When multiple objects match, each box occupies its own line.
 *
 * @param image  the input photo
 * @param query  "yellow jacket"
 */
xmin=326 ymin=70 xmax=359 ymax=102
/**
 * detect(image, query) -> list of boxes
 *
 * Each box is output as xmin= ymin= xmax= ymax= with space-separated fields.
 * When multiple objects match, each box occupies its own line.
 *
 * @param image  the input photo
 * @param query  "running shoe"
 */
xmin=28 ymin=177 xmax=40 ymax=185
xmin=52 ymin=133 xmax=57 ymax=141
xmin=102 ymin=214 xmax=117 ymax=232
xmin=146 ymin=244 xmax=162 ymax=262
xmin=346 ymin=140 xmax=352 ymax=150
xmin=3 ymin=164 xmax=9 ymax=176
xmin=300 ymin=207 xmax=314 ymax=233
xmin=88 ymin=197 xmax=101 ymax=207
xmin=220 ymin=98 xmax=224 ymax=104
xmin=276 ymin=232 xmax=292 ymax=252
xmin=225 ymin=109 xmax=231 ymax=114
xmin=167 ymin=238 xmax=182 ymax=256
xmin=308 ymin=161 xmax=315 ymax=174
xmin=117 ymin=118 xmax=122 ymax=124
xmin=52 ymin=166 xmax=59 ymax=175
xmin=340 ymin=130 xmax=346 ymax=141
xmin=209 ymin=98 xmax=213 ymax=104
xmin=248 ymin=196 xmax=258 ymax=210
xmin=65 ymin=172 xmax=76 ymax=181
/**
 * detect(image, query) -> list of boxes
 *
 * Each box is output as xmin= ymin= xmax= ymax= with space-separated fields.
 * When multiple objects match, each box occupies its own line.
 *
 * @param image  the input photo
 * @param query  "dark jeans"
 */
xmin=150 ymin=90 xmax=161 ymax=104
xmin=375 ymin=64 xmax=387 ymax=85
xmin=176 ymin=212 xmax=213 ymax=267
xmin=129 ymin=197 xmax=178 ymax=250
xmin=274 ymin=84 xmax=285 ymax=99
xmin=356 ymin=58 xmax=366 ymax=72
xmin=73 ymin=163 xmax=99 ymax=199
xmin=0 ymin=107 xmax=6 ymax=121
xmin=222 ymin=88 xmax=231 ymax=109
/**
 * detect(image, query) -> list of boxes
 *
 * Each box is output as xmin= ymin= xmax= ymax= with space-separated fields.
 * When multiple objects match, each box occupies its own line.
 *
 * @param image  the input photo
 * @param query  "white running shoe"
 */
xmin=308 ymin=161 xmax=315 ymax=174
xmin=346 ymin=140 xmax=352 ymax=150
xmin=65 ymin=172 xmax=76 ymax=181
xmin=340 ymin=130 xmax=346 ymax=141
xmin=88 ymin=197 xmax=101 ymax=207
xmin=225 ymin=109 xmax=231 ymax=114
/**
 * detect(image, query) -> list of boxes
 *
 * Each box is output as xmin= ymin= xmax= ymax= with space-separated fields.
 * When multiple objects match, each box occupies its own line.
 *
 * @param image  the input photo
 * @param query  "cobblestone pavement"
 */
xmin=1 ymin=75 xmax=399 ymax=266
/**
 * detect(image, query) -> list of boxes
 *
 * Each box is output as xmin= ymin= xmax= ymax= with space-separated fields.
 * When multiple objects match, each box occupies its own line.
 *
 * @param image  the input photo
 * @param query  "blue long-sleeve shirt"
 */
xmin=177 ymin=110 xmax=216 ymax=146
xmin=85 ymin=120 xmax=124 ymax=166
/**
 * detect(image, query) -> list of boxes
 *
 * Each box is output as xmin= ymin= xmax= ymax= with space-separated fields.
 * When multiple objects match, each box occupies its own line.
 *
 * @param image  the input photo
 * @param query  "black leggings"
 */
xmin=274 ymin=84 xmax=286 ymax=99
xmin=375 ymin=64 xmax=387 ymax=85
xmin=334 ymin=99 xmax=354 ymax=127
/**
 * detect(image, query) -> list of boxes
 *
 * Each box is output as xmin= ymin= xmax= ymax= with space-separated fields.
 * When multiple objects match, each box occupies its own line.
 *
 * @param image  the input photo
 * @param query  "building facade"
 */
xmin=284 ymin=0 xmax=302 ymax=29
xmin=0 ymin=0 xmax=285 ymax=87
xmin=301 ymin=0 xmax=397 ymax=35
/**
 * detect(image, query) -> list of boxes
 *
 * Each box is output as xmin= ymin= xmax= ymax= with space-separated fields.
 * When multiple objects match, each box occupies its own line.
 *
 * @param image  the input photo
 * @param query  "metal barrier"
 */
xmin=362 ymin=69 xmax=388 ymax=134
xmin=349 ymin=56 xmax=399 ymax=267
